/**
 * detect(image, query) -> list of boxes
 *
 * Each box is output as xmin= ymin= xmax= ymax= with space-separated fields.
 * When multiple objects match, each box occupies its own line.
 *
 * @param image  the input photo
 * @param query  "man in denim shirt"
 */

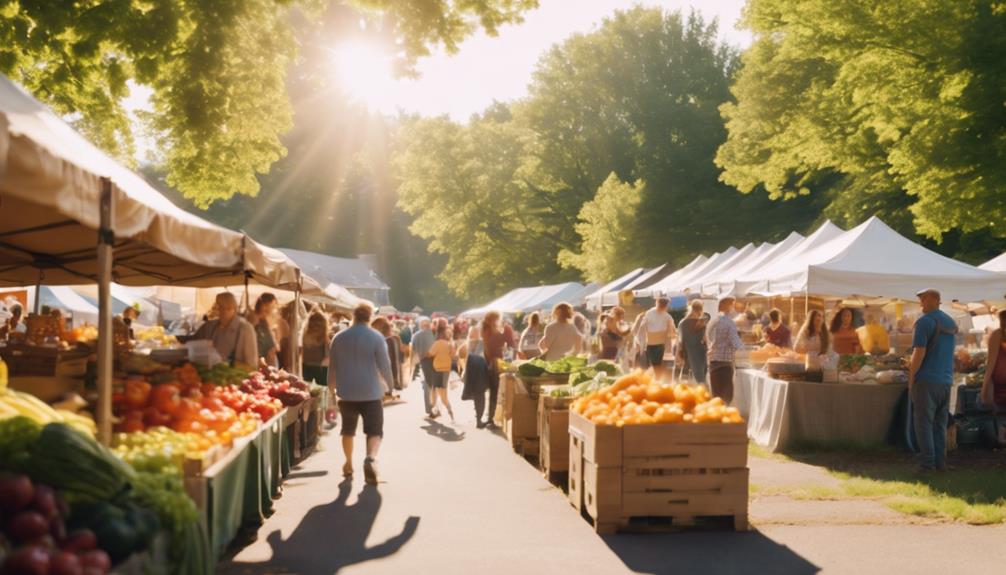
xmin=908 ymin=288 xmax=958 ymax=472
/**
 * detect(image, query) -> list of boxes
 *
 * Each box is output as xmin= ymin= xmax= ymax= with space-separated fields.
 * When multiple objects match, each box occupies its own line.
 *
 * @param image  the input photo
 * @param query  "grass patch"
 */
xmin=754 ymin=444 xmax=1006 ymax=525
xmin=748 ymin=442 xmax=791 ymax=461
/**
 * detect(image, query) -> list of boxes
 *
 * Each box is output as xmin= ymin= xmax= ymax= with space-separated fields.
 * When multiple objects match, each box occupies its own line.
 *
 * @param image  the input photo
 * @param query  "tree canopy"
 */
xmin=396 ymin=7 xmax=823 ymax=299
xmin=717 ymin=0 xmax=1006 ymax=242
xmin=0 ymin=0 xmax=538 ymax=207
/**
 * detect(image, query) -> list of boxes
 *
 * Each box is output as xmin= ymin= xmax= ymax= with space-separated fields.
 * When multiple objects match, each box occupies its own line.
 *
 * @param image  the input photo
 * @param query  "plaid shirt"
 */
xmin=706 ymin=313 xmax=743 ymax=363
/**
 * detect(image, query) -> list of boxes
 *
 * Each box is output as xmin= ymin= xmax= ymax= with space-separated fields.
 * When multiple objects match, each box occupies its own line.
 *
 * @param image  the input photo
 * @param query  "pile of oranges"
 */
xmin=571 ymin=371 xmax=744 ymax=426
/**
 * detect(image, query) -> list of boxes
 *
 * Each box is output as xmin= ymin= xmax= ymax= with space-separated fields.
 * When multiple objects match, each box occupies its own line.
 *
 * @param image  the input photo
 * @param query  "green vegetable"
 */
xmin=592 ymin=360 xmax=618 ymax=375
xmin=92 ymin=514 xmax=138 ymax=563
xmin=518 ymin=361 xmax=546 ymax=377
xmin=23 ymin=423 xmax=135 ymax=503
xmin=0 ymin=416 xmax=42 ymax=470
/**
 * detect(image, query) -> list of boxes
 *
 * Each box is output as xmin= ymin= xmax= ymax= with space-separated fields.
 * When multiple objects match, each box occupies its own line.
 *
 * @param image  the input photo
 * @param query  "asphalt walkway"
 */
xmin=219 ymin=378 xmax=1005 ymax=575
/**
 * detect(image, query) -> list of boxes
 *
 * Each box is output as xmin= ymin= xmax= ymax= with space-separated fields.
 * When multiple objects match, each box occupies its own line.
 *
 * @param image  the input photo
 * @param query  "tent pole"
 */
xmin=33 ymin=270 xmax=43 ymax=315
xmin=96 ymin=178 xmax=114 ymax=445
xmin=291 ymin=270 xmax=302 ymax=378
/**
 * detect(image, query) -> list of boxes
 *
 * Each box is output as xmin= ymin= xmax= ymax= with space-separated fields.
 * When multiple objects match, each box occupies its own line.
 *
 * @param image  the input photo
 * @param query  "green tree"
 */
xmin=559 ymin=174 xmax=646 ymax=282
xmin=0 ymin=0 xmax=538 ymax=206
xmin=717 ymin=0 xmax=1006 ymax=242
xmin=396 ymin=112 xmax=576 ymax=301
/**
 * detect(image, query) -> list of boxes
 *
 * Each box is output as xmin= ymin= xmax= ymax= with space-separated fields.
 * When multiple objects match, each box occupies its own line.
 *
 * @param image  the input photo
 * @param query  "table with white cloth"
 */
xmin=733 ymin=368 xmax=908 ymax=451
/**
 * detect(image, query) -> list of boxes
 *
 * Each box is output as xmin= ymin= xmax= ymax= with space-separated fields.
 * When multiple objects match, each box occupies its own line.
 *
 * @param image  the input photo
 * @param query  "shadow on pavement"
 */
xmin=221 ymin=479 xmax=420 ymax=575
xmin=285 ymin=470 xmax=329 ymax=480
xmin=603 ymin=530 xmax=820 ymax=575
xmin=421 ymin=420 xmax=466 ymax=442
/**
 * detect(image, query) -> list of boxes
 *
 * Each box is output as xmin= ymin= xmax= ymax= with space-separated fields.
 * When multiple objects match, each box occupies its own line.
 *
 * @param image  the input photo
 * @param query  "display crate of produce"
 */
xmin=539 ymin=394 xmax=572 ymax=482
xmin=568 ymin=410 xmax=749 ymax=534
xmin=502 ymin=374 xmax=539 ymax=458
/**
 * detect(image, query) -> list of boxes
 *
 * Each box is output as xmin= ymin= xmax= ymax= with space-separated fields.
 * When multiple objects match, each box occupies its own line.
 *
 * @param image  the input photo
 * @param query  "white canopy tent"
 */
xmin=648 ymin=247 xmax=740 ymax=296
xmin=462 ymin=282 xmax=590 ymax=318
xmin=633 ymin=255 xmax=708 ymax=298
xmin=1 ymin=286 xmax=98 ymax=326
xmin=704 ymin=232 xmax=805 ymax=298
xmin=980 ymin=252 xmax=1006 ymax=273
xmin=677 ymin=243 xmax=758 ymax=296
xmin=746 ymin=217 xmax=1006 ymax=302
xmin=732 ymin=221 xmax=846 ymax=297
xmin=522 ymin=282 xmax=591 ymax=313
xmin=0 ymin=74 xmax=316 ymax=442
xmin=600 ymin=264 xmax=670 ymax=307
xmin=584 ymin=267 xmax=646 ymax=310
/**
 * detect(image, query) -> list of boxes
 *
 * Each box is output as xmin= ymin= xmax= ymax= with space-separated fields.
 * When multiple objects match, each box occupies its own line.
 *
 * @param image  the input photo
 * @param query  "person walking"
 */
xmin=302 ymin=311 xmax=330 ymax=386
xmin=982 ymin=309 xmax=1006 ymax=411
xmin=372 ymin=317 xmax=403 ymax=392
xmin=428 ymin=323 xmax=456 ymax=421
xmin=328 ymin=304 xmax=394 ymax=485
xmin=641 ymin=297 xmax=677 ymax=379
xmin=706 ymin=296 xmax=744 ymax=403
xmin=539 ymin=303 xmax=583 ymax=360
xmin=479 ymin=311 xmax=514 ymax=429
xmin=518 ymin=312 xmax=544 ymax=359
xmin=411 ymin=318 xmax=436 ymax=417
xmin=909 ymin=289 xmax=958 ymax=472
xmin=678 ymin=301 xmax=709 ymax=383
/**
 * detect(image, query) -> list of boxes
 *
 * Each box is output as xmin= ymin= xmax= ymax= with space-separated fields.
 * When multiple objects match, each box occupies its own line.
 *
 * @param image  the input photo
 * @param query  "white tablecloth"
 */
xmin=733 ymin=369 xmax=907 ymax=451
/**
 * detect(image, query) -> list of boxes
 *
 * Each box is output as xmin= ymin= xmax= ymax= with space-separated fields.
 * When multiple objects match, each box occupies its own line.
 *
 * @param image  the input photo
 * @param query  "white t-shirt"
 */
xmin=644 ymin=308 xmax=674 ymax=333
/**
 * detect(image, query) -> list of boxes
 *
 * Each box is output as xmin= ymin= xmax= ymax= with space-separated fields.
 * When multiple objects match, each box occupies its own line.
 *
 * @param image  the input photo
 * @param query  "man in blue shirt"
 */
xmin=908 ymin=288 xmax=958 ymax=471
xmin=329 ymin=304 xmax=394 ymax=485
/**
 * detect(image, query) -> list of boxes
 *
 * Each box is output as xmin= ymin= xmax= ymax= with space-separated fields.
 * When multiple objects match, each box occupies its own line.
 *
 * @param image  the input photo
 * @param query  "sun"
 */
xmin=331 ymin=41 xmax=395 ymax=108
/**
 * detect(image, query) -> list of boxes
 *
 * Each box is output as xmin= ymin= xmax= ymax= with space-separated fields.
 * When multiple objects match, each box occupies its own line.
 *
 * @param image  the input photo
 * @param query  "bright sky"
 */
xmin=128 ymin=1 xmax=749 ymax=158
xmin=344 ymin=0 xmax=751 ymax=120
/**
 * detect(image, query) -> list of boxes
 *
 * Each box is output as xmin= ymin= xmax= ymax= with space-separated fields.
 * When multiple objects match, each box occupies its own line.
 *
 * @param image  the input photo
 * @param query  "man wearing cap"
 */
xmin=909 ymin=288 xmax=958 ymax=472
xmin=706 ymin=296 xmax=744 ymax=403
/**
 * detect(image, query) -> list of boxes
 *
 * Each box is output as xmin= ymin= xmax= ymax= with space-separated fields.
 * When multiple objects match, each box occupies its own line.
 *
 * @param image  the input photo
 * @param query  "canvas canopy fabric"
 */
xmin=732 ymin=221 xmax=846 ymax=297
xmin=463 ymin=282 xmax=588 ymax=317
xmin=648 ymin=247 xmax=740 ymax=296
xmin=0 ymin=286 xmax=98 ymax=326
xmin=599 ymin=265 xmax=672 ymax=307
xmin=747 ymin=217 xmax=1005 ymax=302
xmin=279 ymin=249 xmax=389 ymax=292
xmin=677 ymin=243 xmax=758 ymax=295
xmin=703 ymin=232 xmax=805 ymax=297
xmin=633 ymin=255 xmax=707 ymax=298
xmin=584 ymin=267 xmax=646 ymax=310
xmin=0 ymin=74 xmax=301 ymax=289
xmin=523 ymin=282 xmax=591 ymax=312
xmin=980 ymin=252 xmax=1006 ymax=273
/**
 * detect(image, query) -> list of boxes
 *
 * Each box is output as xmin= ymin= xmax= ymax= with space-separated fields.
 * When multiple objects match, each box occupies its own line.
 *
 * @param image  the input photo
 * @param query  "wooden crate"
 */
xmin=539 ymin=395 xmax=572 ymax=482
xmin=502 ymin=375 xmax=538 ymax=455
xmin=568 ymin=410 xmax=749 ymax=533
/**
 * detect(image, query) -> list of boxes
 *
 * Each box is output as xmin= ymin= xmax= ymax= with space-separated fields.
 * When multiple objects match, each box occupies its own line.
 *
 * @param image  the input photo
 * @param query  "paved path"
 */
xmin=219 ymin=380 xmax=1005 ymax=575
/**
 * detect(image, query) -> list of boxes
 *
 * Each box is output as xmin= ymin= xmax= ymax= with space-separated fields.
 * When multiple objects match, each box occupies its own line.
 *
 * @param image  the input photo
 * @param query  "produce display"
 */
xmin=134 ymin=326 xmax=178 ymax=348
xmin=0 ymin=417 xmax=210 ymax=575
xmin=195 ymin=363 xmax=248 ymax=387
xmin=837 ymin=353 xmax=909 ymax=385
xmin=516 ymin=356 xmax=589 ymax=377
xmin=239 ymin=363 xmax=312 ymax=408
xmin=566 ymin=360 xmax=618 ymax=386
xmin=954 ymin=348 xmax=987 ymax=374
xmin=571 ymin=371 xmax=744 ymax=426
xmin=0 ymin=386 xmax=96 ymax=438
xmin=0 ymin=473 xmax=112 ymax=575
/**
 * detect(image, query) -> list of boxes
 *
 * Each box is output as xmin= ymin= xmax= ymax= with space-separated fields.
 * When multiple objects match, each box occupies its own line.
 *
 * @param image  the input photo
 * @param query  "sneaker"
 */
xmin=476 ymin=420 xmax=487 ymax=429
xmin=342 ymin=462 xmax=353 ymax=478
xmin=363 ymin=457 xmax=379 ymax=485
xmin=485 ymin=421 xmax=498 ymax=430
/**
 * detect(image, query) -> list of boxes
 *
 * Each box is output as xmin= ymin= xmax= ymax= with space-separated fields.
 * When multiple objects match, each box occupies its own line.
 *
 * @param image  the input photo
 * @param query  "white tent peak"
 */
xmin=979 ymin=251 xmax=1006 ymax=273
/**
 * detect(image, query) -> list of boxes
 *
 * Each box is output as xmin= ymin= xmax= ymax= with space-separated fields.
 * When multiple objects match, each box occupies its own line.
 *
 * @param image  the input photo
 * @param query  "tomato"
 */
xmin=124 ymin=380 xmax=152 ymax=409
xmin=142 ymin=406 xmax=172 ymax=428
xmin=201 ymin=397 xmax=225 ymax=412
xmin=151 ymin=384 xmax=182 ymax=416
xmin=201 ymin=383 xmax=217 ymax=397
xmin=119 ymin=418 xmax=145 ymax=433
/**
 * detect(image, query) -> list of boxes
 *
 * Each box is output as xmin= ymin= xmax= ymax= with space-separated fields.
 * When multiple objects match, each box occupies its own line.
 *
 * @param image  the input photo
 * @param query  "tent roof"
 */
xmin=703 ymin=232 xmax=805 ymax=297
xmin=584 ymin=267 xmax=646 ymax=308
xmin=750 ymin=217 xmax=1005 ymax=302
xmin=600 ymin=264 xmax=672 ymax=306
xmin=650 ymin=246 xmax=740 ymax=296
xmin=463 ymin=282 xmax=587 ymax=317
xmin=633 ymin=255 xmax=708 ymax=297
xmin=521 ymin=282 xmax=588 ymax=312
xmin=733 ymin=220 xmax=845 ymax=294
xmin=279 ymin=249 xmax=389 ymax=291
xmin=678 ymin=243 xmax=758 ymax=295
xmin=0 ymin=74 xmax=300 ymax=289
xmin=980 ymin=252 xmax=1006 ymax=273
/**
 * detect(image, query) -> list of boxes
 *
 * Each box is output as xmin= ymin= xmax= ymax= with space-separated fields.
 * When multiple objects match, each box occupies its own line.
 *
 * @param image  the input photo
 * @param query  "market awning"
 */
xmin=584 ymin=267 xmax=646 ymax=310
xmin=748 ymin=217 xmax=1006 ymax=302
xmin=0 ymin=74 xmax=301 ymax=289
xmin=980 ymin=252 xmax=1006 ymax=273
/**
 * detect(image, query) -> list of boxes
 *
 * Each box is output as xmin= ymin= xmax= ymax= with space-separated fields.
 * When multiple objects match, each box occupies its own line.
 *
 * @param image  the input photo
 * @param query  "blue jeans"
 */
xmin=911 ymin=381 xmax=951 ymax=469
xmin=419 ymin=358 xmax=436 ymax=415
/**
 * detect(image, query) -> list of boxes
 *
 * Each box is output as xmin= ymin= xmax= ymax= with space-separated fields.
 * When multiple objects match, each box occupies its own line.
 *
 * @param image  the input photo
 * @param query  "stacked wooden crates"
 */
xmin=501 ymin=374 xmax=540 ymax=458
xmin=568 ymin=410 xmax=748 ymax=534
xmin=538 ymin=394 xmax=572 ymax=483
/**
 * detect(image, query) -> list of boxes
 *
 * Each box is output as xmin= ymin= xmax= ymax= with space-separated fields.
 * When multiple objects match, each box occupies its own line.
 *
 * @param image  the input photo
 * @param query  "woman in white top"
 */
xmin=518 ymin=312 xmax=544 ymax=359
xmin=795 ymin=309 xmax=830 ymax=371
xmin=539 ymin=303 xmax=583 ymax=361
